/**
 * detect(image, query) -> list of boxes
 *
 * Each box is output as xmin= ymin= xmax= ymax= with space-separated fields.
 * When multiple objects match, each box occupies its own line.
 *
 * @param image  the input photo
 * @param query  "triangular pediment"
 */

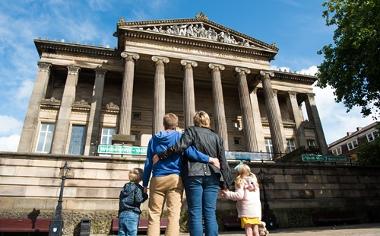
xmin=117 ymin=14 xmax=278 ymax=53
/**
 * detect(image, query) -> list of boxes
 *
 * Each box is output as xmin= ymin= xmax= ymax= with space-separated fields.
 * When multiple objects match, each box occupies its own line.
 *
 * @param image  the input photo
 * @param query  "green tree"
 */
xmin=356 ymin=137 xmax=380 ymax=165
xmin=317 ymin=0 xmax=380 ymax=116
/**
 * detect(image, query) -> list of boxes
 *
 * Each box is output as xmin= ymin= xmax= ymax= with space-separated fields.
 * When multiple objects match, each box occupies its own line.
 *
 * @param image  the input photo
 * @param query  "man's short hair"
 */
xmin=193 ymin=111 xmax=210 ymax=128
xmin=163 ymin=113 xmax=178 ymax=130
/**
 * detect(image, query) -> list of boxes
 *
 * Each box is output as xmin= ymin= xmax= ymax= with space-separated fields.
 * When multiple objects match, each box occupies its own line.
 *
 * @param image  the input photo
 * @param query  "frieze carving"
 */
xmin=134 ymin=23 xmax=256 ymax=48
xmin=40 ymin=97 xmax=61 ymax=110
xmin=72 ymin=99 xmax=91 ymax=111
xmin=105 ymin=102 xmax=120 ymax=112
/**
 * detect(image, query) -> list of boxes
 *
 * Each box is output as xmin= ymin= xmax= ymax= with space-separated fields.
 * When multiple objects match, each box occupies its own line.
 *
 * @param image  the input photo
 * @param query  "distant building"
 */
xmin=328 ymin=121 xmax=379 ymax=160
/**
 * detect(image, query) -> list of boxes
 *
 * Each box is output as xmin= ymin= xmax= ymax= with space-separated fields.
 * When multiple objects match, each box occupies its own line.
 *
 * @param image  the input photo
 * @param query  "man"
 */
xmin=143 ymin=113 xmax=219 ymax=236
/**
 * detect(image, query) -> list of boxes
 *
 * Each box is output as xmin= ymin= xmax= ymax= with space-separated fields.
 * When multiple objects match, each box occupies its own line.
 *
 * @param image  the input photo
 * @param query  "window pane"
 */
xmin=68 ymin=125 xmax=86 ymax=155
xmin=101 ymin=127 xmax=115 ymax=145
xmin=36 ymin=123 xmax=55 ymax=153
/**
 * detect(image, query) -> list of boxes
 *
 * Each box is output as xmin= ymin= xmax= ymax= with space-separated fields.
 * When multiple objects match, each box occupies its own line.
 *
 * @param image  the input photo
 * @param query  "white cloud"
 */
xmin=0 ymin=134 xmax=20 ymax=152
xmin=297 ymin=65 xmax=318 ymax=76
xmin=0 ymin=115 xmax=22 ymax=134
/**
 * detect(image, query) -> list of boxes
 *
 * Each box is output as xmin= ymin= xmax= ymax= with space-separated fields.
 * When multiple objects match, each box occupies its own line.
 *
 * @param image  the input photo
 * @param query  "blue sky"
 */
xmin=0 ymin=0 xmax=375 ymax=151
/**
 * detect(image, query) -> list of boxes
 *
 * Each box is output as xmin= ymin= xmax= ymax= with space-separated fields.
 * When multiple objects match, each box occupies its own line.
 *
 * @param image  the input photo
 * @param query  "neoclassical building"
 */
xmin=18 ymin=14 xmax=328 ymax=158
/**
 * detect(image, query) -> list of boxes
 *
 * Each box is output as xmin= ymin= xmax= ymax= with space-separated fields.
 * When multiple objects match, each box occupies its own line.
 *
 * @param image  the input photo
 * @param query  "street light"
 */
xmin=49 ymin=161 xmax=70 ymax=236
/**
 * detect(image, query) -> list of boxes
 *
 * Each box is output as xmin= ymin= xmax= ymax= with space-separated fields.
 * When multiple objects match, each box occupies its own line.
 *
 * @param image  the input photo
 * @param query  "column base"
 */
xmin=112 ymin=134 xmax=136 ymax=146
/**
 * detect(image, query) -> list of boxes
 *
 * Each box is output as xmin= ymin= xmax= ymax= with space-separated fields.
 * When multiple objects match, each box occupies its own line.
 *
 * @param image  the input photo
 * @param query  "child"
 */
xmin=119 ymin=168 xmax=148 ymax=236
xmin=222 ymin=163 xmax=262 ymax=236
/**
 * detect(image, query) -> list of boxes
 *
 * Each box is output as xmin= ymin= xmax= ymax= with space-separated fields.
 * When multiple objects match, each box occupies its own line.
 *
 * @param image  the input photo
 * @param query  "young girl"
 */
xmin=222 ymin=163 xmax=262 ymax=236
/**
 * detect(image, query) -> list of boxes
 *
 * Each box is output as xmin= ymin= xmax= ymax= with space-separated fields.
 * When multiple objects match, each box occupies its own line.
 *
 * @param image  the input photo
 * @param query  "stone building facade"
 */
xmin=17 ymin=14 xmax=328 ymax=158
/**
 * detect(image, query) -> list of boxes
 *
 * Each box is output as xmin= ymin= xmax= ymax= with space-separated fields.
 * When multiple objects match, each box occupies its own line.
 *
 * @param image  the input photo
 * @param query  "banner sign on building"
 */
xmin=301 ymin=154 xmax=348 ymax=163
xmin=97 ymin=145 xmax=147 ymax=155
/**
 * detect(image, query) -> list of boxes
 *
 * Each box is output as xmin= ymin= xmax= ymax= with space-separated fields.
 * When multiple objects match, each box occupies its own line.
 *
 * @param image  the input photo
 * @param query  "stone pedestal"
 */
xmin=18 ymin=62 xmax=52 ymax=153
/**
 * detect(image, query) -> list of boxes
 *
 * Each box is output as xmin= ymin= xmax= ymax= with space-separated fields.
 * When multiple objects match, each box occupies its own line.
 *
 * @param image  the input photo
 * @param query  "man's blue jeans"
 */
xmin=119 ymin=210 xmax=139 ymax=236
xmin=184 ymin=174 xmax=220 ymax=236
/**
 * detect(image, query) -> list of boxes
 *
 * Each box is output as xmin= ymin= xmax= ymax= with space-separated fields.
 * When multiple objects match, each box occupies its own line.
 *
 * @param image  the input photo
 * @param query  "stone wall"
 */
xmin=1 ymin=152 xmax=380 ymax=234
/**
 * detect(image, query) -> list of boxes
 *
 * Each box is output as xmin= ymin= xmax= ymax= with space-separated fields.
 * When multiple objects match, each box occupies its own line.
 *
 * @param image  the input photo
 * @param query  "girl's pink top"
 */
xmin=224 ymin=175 xmax=262 ymax=219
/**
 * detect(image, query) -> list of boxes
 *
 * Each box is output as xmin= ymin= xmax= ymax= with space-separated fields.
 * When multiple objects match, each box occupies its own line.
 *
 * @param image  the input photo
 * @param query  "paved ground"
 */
xmin=177 ymin=223 xmax=380 ymax=236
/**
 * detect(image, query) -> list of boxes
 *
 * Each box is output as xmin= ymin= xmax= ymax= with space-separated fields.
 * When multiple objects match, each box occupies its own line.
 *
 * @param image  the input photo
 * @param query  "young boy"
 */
xmin=119 ymin=168 xmax=148 ymax=236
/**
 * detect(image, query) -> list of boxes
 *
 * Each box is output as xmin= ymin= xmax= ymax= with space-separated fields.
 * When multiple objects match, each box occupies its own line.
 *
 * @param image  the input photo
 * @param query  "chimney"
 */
xmin=356 ymin=127 xmax=362 ymax=131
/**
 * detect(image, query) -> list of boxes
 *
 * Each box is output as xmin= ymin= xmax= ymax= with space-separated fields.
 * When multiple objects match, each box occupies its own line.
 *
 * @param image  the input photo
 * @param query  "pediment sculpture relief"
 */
xmin=135 ymin=23 xmax=253 ymax=48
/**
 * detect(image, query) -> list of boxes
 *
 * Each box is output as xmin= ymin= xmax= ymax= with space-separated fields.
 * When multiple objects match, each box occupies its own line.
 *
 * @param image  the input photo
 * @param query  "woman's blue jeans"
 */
xmin=118 ymin=210 xmax=139 ymax=236
xmin=184 ymin=174 xmax=220 ymax=236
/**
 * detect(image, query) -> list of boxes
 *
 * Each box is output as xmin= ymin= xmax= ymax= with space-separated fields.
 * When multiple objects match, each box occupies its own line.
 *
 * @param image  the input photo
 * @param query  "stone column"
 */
xmin=51 ymin=65 xmax=80 ymax=154
xmin=119 ymin=52 xmax=139 ymax=135
xmin=250 ymin=88 xmax=265 ymax=152
xmin=272 ymin=89 xmax=288 ymax=150
xmin=18 ymin=62 xmax=52 ymax=153
xmin=84 ymin=68 xmax=106 ymax=156
xmin=260 ymin=71 xmax=285 ymax=156
xmin=235 ymin=67 xmax=257 ymax=152
xmin=305 ymin=93 xmax=328 ymax=154
xmin=209 ymin=63 xmax=229 ymax=150
xmin=181 ymin=60 xmax=198 ymax=128
xmin=152 ymin=56 xmax=169 ymax=134
xmin=288 ymin=91 xmax=307 ymax=147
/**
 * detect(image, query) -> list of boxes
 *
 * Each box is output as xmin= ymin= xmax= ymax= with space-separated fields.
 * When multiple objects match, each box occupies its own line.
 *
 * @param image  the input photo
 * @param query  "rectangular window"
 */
xmin=374 ymin=131 xmax=379 ymax=138
xmin=307 ymin=139 xmax=316 ymax=147
xmin=234 ymin=137 xmax=241 ymax=145
xmin=101 ymin=127 xmax=116 ymax=145
xmin=347 ymin=139 xmax=358 ymax=151
xmin=68 ymin=125 xmax=86 ymax=155
xmin=332 ymin=149 xmax=337 ymax=155
xmin=36 ymin=123 xmax=55 ymax=153
xmin=265 ymin=138 xmax=273 ymax=154
xmin=336 ymin=146 xmax=342 ymax=155
xmin=286 ymin=139 xmax=296 ymax=153
xmin=367 ymin=132 xmax=375 ymax=142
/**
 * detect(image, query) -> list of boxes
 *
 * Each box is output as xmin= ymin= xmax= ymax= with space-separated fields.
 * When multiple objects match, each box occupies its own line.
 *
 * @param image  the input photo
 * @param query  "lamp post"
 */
xmin=49 ymin=161 xmax=70 ymax=236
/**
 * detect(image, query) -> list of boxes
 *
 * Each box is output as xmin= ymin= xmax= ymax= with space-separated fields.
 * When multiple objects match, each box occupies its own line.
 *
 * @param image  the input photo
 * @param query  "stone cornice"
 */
xmin=34 ymin=39 xmax=119 ymax=58
xmin=272 ymin=71 xmax=317 ymax=85
xmin=122 ymin=29 xmax=276 ymax=59
xmin=117 ymin=17 xmax=278 ymax=52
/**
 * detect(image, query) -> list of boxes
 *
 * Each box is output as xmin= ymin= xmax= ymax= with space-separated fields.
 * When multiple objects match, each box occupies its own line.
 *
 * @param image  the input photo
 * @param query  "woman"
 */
xmin=155 ymin=111 xmax=233 ymax=236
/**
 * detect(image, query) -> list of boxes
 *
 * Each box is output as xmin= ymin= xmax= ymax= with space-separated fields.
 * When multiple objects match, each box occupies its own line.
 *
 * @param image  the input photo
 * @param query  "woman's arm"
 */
xmin=157 ymin=128 xmax=194 ymax=160
xmin=184 ymin=146 xmax=220 ymax=168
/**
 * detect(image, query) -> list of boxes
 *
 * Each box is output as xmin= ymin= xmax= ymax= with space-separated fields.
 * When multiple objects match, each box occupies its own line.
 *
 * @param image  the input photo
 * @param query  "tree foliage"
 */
xmin=356 ymin=136 xmax=380 ymax=165
xmin=317 ymin=0 xmax=380 ymax=117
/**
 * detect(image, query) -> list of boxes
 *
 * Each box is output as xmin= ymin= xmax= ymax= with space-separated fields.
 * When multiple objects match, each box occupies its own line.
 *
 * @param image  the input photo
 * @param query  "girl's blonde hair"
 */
xmin=235 ymin=164 xmax=254 ymax=188
xmin=193 ymin=111 xmax=211 ymax=128
xmin=129 ymin=168 xmax=143 ymax=183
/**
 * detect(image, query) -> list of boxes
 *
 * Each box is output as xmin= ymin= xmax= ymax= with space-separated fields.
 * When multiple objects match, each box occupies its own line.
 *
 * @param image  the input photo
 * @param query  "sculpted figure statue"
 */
xmin=152 ymin=26 xmax=159 ymax=32
xmin=179 ymin=25 xmax=187 ymax=36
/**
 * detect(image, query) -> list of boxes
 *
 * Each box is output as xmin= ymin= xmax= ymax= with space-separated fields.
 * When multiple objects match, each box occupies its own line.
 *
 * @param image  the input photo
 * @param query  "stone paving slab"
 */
xmin=176 ymin=223 xmax=380 ymax=236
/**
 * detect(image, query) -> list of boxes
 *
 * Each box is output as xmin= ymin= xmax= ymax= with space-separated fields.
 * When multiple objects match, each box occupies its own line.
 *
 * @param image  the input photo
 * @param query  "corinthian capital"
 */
xmin=180 ymin=60 xmax=198 ymax=68
xmin=121 ymin=52 xmax=140 ymax=61
xmin=235 ymin=67 xmax=251 ymax=75
xmin=67 ymin=65 xmax=80 ymax=75
xmin=152 ymin=56 xmax=170 ymax=65
xmin=208 ymin=63 xmax=225 ymax=71
xmin=37 ymin=62 xmax=52 ymax=72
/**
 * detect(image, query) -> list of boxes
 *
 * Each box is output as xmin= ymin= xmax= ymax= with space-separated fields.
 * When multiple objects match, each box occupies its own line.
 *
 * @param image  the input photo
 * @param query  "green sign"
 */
xmin=97 ymin=145 xmax=147 ymax=155
xmin=301 ymin=154 xmax=348 ymax=162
